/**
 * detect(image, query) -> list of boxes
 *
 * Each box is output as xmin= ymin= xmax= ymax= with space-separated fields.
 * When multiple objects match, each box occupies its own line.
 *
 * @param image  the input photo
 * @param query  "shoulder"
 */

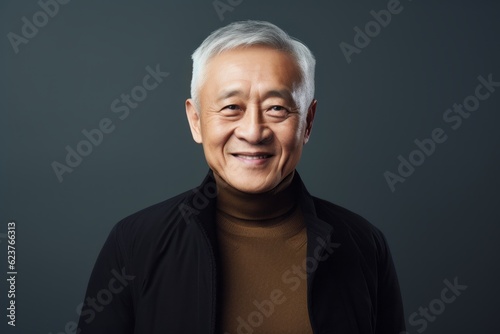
xmin=107 ymin=188 xmax=197 ymax=256
xmin=102 ymin=171 xmax=217 ymax=260
xmin=311 ymin=196 xmax=389 ymax=257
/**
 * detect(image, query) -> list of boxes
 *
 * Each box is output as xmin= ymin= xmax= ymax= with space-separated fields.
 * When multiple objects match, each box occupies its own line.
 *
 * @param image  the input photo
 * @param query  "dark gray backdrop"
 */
xmin=2 ymin=0 xmax=499 ymax=333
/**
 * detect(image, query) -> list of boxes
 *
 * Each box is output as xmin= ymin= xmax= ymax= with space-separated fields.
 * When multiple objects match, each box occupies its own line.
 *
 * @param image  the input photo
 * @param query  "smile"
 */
xmin=232 ymin=154 xmax=272 ymax=159
xmin=231 ymin=153 xmax=274 ymax=165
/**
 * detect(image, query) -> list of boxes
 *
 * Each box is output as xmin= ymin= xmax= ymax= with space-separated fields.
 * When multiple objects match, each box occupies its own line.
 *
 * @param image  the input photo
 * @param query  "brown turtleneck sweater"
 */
xmin=214 ymin=170 xmax=313 ymax=334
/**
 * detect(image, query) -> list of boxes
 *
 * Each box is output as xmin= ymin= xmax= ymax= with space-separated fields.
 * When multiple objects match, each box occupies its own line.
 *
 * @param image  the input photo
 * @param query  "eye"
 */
xmin=220 ymin=104 xmax=243 ymax=117
xmin=222 ymin=104 xmax=240 ymax=110
xmin=267 ymin=105 xmax=289 ymax=117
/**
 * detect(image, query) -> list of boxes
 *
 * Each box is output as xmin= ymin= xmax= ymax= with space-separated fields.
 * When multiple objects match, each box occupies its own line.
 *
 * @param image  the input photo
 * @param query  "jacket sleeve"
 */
xmin=77 ymin=223 xmax=135 ymax=334
xmin=374 ymin=229 xmax=406 ymax=334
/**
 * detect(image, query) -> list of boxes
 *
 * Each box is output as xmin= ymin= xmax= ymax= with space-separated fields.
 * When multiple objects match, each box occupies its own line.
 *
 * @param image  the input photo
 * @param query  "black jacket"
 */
xmin=77 ymin=170 xmax=406 ymax=333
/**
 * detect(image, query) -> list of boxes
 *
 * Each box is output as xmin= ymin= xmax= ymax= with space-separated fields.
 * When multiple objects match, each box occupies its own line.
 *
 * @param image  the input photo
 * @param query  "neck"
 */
xmin=213 ymin=170 xmax=297 ymax=221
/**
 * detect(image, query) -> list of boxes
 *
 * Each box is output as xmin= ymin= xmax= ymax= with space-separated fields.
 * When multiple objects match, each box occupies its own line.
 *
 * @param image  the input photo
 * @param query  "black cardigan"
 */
xmin=77 ymin=169 xmax=406 ymax=333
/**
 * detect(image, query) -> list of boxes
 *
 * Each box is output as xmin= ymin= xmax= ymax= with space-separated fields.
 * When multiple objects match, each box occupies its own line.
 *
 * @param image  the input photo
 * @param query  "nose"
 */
xmin=233 ymin=105 xmax=272 ymax=144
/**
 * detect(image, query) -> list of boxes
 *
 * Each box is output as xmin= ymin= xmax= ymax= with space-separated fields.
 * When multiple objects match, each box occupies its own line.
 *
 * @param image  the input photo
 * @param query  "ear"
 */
xmin=303 ymin=99 xmax=317 ymax=144
xmin=185 ymin=98 xmax=203 ymax=144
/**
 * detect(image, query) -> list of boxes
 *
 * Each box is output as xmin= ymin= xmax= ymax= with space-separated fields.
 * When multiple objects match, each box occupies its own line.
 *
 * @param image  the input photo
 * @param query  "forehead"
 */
xmin=202 ymin=45 xmax=302 ymax=96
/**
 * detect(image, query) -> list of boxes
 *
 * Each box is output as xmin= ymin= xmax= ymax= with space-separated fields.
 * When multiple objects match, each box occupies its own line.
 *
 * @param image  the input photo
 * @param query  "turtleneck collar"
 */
xmin=213 ymin=170 xmax=298 ymax=221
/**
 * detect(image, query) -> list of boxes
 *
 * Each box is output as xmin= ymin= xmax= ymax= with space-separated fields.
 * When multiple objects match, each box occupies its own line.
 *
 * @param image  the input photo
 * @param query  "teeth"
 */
xmin=237 ymin=155 xmax=269 ymax=159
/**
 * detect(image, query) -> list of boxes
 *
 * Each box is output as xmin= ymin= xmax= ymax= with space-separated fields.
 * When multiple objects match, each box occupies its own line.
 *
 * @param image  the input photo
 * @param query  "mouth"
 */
xmin=230 ymin=152 xmax=274 ymax=164
xmin=231 ymin=153 xmax=273 ymax=159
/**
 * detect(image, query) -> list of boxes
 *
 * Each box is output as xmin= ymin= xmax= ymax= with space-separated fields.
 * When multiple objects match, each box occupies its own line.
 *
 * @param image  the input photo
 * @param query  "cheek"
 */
xmin=201 ymin=118 xmax=235 ymax=151
xmin=276 ymin=121 xmax=305 ymax=150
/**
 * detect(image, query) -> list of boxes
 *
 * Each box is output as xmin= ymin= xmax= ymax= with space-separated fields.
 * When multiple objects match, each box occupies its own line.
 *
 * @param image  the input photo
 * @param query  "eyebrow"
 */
xmin=216 ymin=89 xmax=294 ymax=103
xmin=263 ymin=89 xmax=294 ymax=102
xmin=217 ymin=89 xmax=245 ymax=101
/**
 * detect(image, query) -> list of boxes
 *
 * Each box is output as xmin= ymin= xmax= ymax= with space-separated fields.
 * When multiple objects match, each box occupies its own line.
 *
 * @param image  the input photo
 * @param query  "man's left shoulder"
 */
xmin=311 ymin=196 xmax=388 ymax=251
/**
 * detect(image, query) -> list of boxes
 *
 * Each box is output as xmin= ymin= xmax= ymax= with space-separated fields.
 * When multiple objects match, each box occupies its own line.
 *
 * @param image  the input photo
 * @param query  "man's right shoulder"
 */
xmin=108 ymin=187 xmax=205 ymax=249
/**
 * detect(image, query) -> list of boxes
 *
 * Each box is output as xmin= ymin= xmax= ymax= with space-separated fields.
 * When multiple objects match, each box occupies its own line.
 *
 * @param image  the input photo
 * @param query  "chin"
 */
xmin=228 ymin=176 xmax=276 ymax=194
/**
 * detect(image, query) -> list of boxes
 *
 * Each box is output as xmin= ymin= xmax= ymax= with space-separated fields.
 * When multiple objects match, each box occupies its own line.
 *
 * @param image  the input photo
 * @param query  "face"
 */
xmin=185 ymin=45 xmax=316 ymax=193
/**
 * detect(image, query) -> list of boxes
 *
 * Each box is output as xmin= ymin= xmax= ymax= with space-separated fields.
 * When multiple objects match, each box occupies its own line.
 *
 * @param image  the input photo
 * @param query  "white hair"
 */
xmin=190 ymin=20 xmax=316 ymax=114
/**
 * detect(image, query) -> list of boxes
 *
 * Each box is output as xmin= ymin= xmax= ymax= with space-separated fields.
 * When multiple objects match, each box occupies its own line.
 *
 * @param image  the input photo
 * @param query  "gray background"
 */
xmin=2 ymin=0 xmax=499 ymax=333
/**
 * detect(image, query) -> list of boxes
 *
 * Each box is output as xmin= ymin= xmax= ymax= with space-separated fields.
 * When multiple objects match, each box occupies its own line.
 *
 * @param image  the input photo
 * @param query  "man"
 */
xmin=77 ymin=20 xmax=406 ymax=333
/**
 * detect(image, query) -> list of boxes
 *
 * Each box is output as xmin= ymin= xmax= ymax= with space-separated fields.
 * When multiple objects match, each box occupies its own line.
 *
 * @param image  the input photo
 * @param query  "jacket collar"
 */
xmin=185 ymin=169 xmax=335 ymax=260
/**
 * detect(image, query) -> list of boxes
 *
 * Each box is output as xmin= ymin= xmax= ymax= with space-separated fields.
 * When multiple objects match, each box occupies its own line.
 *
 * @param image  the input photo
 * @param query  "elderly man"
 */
xmin=78 ymin=21 xmax=406 ymax=334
